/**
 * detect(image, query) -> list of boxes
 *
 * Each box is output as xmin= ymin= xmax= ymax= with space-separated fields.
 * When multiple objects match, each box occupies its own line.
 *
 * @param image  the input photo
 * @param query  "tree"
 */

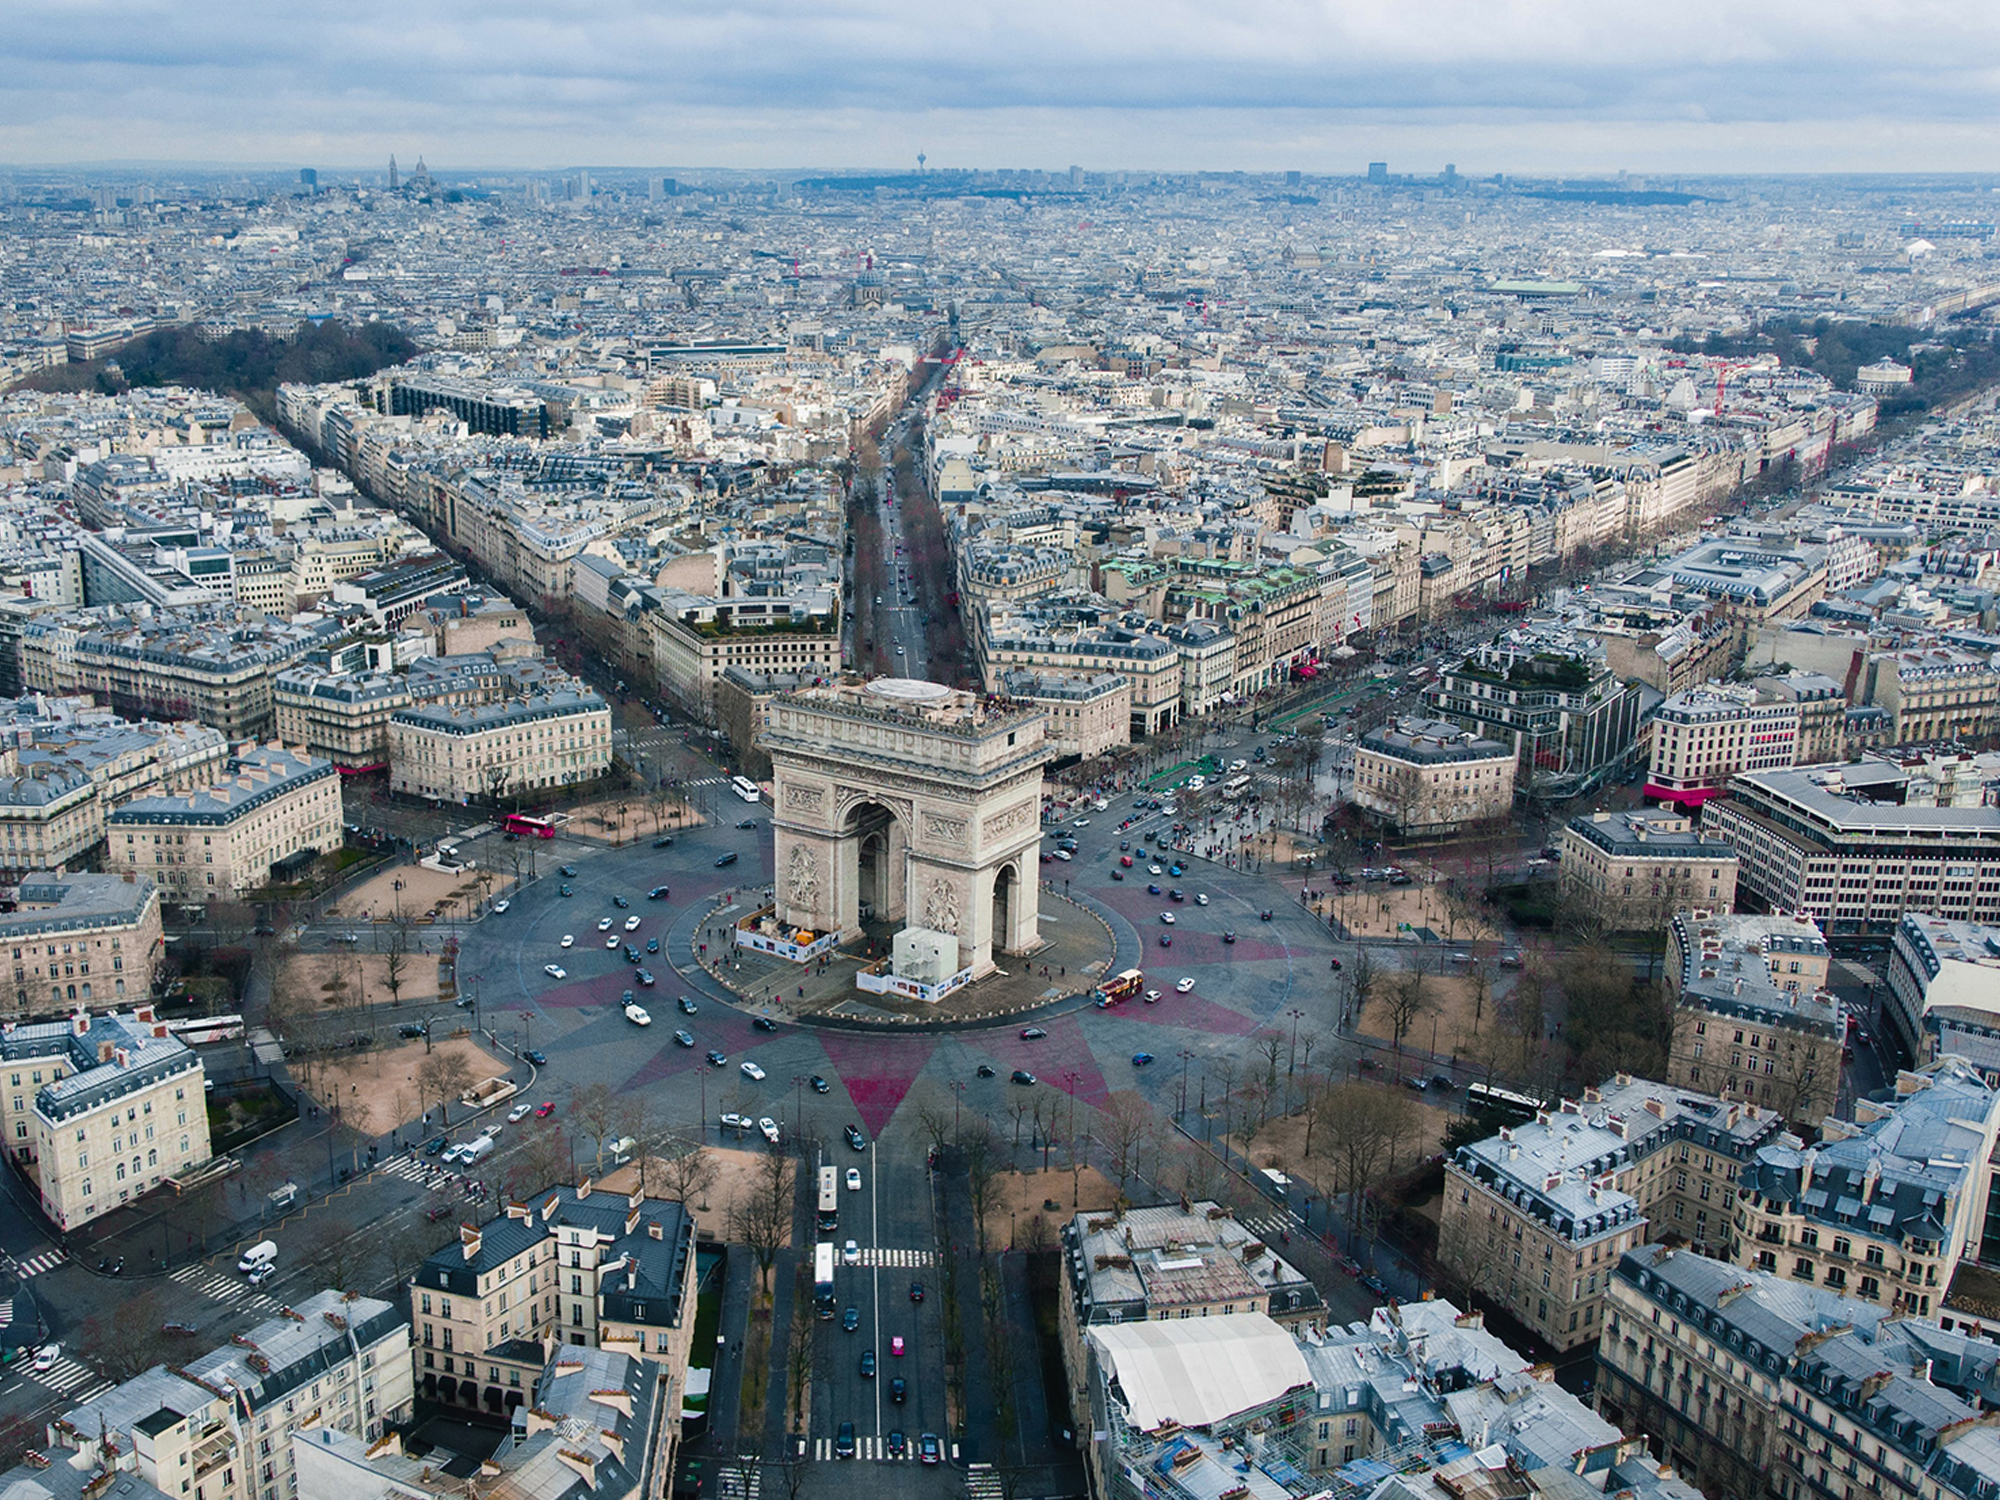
xmin=300 ymin=1214 xmax=368 ymax=1293
xmin=964 ymin=1125 xmax=1003 ymax=1253
xmin=726 ymin=1145 xmax=795 ymax=1291
xmin=1101 ymin=1094 xmax=1151 ymax=1193
xmin=509 ymin=1117 xmax=573 ymax=1198
xmin=1315 ymin=1082 xmax=1420 ymax=1249
xmin=76 ymin=1287 xmax=174 ymax=1381
xmin=1379 ymin=963 xmax=1434 ymax=1075
xmin=658 ymin=1139 xmax=720 ymax=1208
xmin=416 ymin=1051 xmax=475 ymax=1126
xmin=1345 ymin=948 xmax=1377 ymax=1029
xmin=570 ymin=1082 xmax=622 ymax=1174
xmin=383 ymin=923 xmax=410 ymax=1009
xmin=1560 ymin=945 xmax=1671 ymax=1078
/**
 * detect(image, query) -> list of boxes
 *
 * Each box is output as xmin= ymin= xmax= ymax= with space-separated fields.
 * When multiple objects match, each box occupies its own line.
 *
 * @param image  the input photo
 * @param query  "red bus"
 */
xmin=503 ymin=814 xmax=557 ymax=839
xmin=1094 ymin=968 xmax=1144 ymax=1008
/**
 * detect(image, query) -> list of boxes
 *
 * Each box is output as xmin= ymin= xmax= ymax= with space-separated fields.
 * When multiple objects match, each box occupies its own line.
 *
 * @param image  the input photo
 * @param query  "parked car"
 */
xmin=524 ymin=1050 xmax=547 ymax=1067
xmin=1012 ymin=1069 xmax=1037 ymax=1085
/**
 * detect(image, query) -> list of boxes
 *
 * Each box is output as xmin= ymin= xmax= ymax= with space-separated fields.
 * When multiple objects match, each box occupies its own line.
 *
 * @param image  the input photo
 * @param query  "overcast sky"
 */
xmin=5 ymin=0 xmax=1998 ymax=175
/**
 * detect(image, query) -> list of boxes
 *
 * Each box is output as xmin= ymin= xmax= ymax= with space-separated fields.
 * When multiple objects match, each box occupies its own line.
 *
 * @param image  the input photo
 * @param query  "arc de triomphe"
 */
xmin=758 ymin=678 xmax=1050 ymax=978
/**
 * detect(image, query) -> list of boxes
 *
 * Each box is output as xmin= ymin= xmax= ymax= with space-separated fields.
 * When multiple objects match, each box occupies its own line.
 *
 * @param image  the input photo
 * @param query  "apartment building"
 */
xmin=409 ymin=1183 xmax=699 ymax=1417
xmin=1758 ymin=668 xmax=1849 ymax=765
xmin=0 ymin=1005 xmax=212 ymax=1229
xmin=1558 ymin=810 xmax=1740 ymax=930
xmin=978 ymin=611 xmax=1183 ymax=739
xmin=0 ymin=871 xmax=161 ymax=1018
xmin=1702 ymin=760 xmax=2000 ymax=935
xmin=1884 ymin=913 xmax=2000 ymax=1071
xmin=1731 ymin=1059 xmax=2000 ymax=1318
xmin=1163 ymin=618 xmax=1235 ymax=720
xmin=1867 ymin=647 xmax=2000 ymax=745
xmin=998 ymin=669 xmax=1130 ymax=761
xmin=1438 ymin=1074 xmax=1788 ymax=1352
xmin=1425 ymin=631 xmax=1644 ymax=801
xmin=291 ymin=1345 xmax=670 ymax=1500
xmin=1055 ymin=1201 xmax=1323 ymax=1428
xmin=107 ymin=744 xmax=342 ymax=902
xmin=1666 ymin=910 xmax=1841 ymax=1127
xmin=43 ymin=1289 xmax=412 ymax=1500
xmin=1645 ymin=681 xmax=1802 ymax=808
xmin=273 ymin=668 xmax=412 ymax=771
xmin=387 ymin=685 xmax=610 ymax=804
xmin=1351 ymin=715 xmax=1516 ymax=837
xmin=646 ymin=593 xmax=841 ymax=722
xmin=1654 ymin=535 xmax=1829 ymax=648
xmin=0 ymin=761 xmax=103 ymax=877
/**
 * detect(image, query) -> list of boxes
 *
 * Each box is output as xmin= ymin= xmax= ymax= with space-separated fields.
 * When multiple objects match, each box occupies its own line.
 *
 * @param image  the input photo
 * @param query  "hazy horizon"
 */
xmin=5 ymin=0 xmax=2000 ymax=177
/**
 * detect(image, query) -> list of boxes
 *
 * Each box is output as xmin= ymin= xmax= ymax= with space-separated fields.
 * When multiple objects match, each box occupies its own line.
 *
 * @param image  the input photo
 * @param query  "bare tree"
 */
xmin=76 ymin=1287 xmax=175 ymax=1381
xmin=508 ymin=1117 xmax=574 ymax=1197
xmin=1379 ymin=962 xmax=1434 ymax=1076
xmin=963 ymin=1125 xmax=1003 ymax=1255
xmin=416 ymin=1051 xmax=475 ymax=1126
xmin=570 ymin=1081 xmax=622 ymax=1174
xmin=383 ymin=924 xmax=410 ymax=1009
xmin=657 ymin=1139 xmax=720 ymax=1208
xmin=1345 ymin=947 xmax=1377 ymax=1029
xmin=1100 ymin=1094 xmax=1151 ymax=1194
xmin=726 ymin=1145 xmax=795 ymax=1290
xmin=1316 ymin=1082 xmax=1420 ymax=1251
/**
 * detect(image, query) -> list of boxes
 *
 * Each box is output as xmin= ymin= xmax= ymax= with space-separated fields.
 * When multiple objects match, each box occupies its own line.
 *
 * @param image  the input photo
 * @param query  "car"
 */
xmin=758 ymin=1117 xmax=780 ymax=1144
xmin=1119 ymin=840 xmax=1130 ymax=850
xmin=646 ymin=938 xmax=660 ymax=953
xmin=524 ymin=1050 xmax=547 ymax=1067
xmin=842 ymin=1239 xmax=860 ymax=1266
xmin=612 ymin=896 xmax=630 ymax=909
xmin=1430 ymin=1074 xmax=1456 ymax=1090
xmin=1361 ymin=1274 xmax=1389 ymax=1296
xmin=859 ymin=1348 xmax=876 ymax=1377
xmin=597 ymin=917 xmax=614 ymax=932
xmin=543 ymin=964 xmax=567 ymax=979
xmin=715 ymin=852 xmax=738 ymax=867
xmin=559 ymin=885 xmax=573 ymax=897
xmin=736 ymin=819 xmax=758 ymax=830
xmin=753 ymin=1016 xmax=778 ymax=1032
xmin=1222 ymin=931 xmax=1237 ymax=944
xmin=1159 ymin=934 xmax=1172 ymax=947
xmin=508 ymin=1102 xmax=533 ymax=1123
xmin=1329 ymin=957 xmax=1343 ymax=971
xmin=835 ymin=1421 xmax=856 ymax=1458
xmin=605 ymin=935 xmax=620 ymax=949
xmin=559 ymin=934 xmax=574 ymax=948
xmin=740 ymin=1061 xmax=766 ymax=1081
xmin=919 ymin=1433 xmax=942 ymax=1465
xmin=706 ymin=1050 xmax=727 ymax=1066
xmin=1149 ymin=864 xmax=1163 ymax=875
xmin=424 ymin=1135 xmax=449 ymax=1156
xmin=1020 ymin=1026 xmax=1047 ymax=1039
xmin=1073 ymin=819 xmax=1090 ymax=828
xmin=1405 ymin=1076 xmax=1429 ymax=1091
xmin=1159 ymin=912 xmax=1175 ymax=924
xmin=720 ymin=1112 xmax=751 ymax=1132
xmin=1012 ymin=1069 xmax=1037 ymax=1085
xmin=535 ymin=1101 xmax=557 ymax=1118
xmin=1143 ymin=988 xmax=1161 ymax=1002
xmin=624 ymin=915 xmax=642 ymax=931
xmin=636 ymin=969 xmax=655 ymax=986
xmin=1176 ymin=977 xmax=1195 ymax=993
xmin=888 ymin=1423 xmax=906 ymax=1450
xmin=1132 ymin=1052 xmax=1155 ymax=1067
xmin=809 ymin=1074 xmax=830 ymax=1093
xmin=651 ymin=838 xmax=675 ymax=850
xmin=843 ymin=1305 xmax=860 ymax=1332
xmin=399 ymin=1022 xmax=428 ymax=1039
xmin=910 ymin=1281 xmax=925 ymax=1302
xmin=845 ymin=1123 xmax=866 ymax=1150
xmin=1169 ymin=888 xmax=1184 ymax=902
xmin=648 ymin=886 xmax=671 ymax=900
xmin=1052 ymin=848 xmax=1072 ymax=861
xmin=678 ymin=995 xmax=698 ymax=1015
xmin=1169 ymin=863 xmax=1184 ymax=877
xmin=491 ymin=899 xmax=510 ymax=914
xmin=1147 ymin=883 xmax=1162 ymax=895
xmin=975 ymin=1063 xmax=996 ymax=1078
xmin=560 ymin=865 xmax=578 ymax=878
xmin=32 ymin=1344 xmax=59 ymax=1374
xmin=890 ymin=1335 xmax=905 ymax=1356
xmin=1194 ymin=892 xmax=1209 ymax=906
xmin=846 ymin=1166 xmax=861 ymax=1191
xmin=1119 ymin=854 xmax=1133 ymax=867
xmin=674 ymin=1029 xmax=695 ymax=1047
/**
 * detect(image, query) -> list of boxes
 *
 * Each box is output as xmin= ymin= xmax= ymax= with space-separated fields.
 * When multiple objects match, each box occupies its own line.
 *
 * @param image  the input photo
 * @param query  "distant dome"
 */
xmin=865 ymin=677 xmax=951 ymax=705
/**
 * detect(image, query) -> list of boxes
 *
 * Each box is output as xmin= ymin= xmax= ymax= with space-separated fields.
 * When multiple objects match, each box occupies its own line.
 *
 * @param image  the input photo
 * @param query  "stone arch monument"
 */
xmin=761 ymin=677 xmax=1049 ymax=978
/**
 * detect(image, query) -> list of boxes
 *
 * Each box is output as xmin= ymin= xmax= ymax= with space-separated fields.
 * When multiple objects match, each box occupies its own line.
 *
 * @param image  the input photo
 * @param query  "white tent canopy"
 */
xmin=1089 ymin=1313 xmax=1310 ymax=1431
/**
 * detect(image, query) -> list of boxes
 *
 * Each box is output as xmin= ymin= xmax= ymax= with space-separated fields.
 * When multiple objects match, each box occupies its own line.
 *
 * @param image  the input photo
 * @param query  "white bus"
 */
xmin=813 ymin=1241 xmax=836 ymax=1319
xmin=1220 ymin=775 xmax=1251 ymax=801
xmin=816 ymin=1166 xmax=839 ymax=1233
xmin=731 ymin=776 xmax=761 ymax=804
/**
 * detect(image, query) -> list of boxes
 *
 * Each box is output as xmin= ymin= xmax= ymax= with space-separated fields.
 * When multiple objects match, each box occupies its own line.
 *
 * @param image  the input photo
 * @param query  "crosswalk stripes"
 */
xmin=713 ymin=1459 xmax=761 ymax=1500
xmin=33 ymin=1355 xmax=103 ymax=1395
xmin=811 ymin=1435 xmax=915 ymax=1462
xmin=1238 ymin=1212 xmax=1303 ymax=1243
xmin=13 ymin=1251 xmax=65 ymax=1279
xmin=169 ymin=1264 xmax=281 ymax=1309
xmin=854 ymin=1247 xmax=933 ymax=1268
xmin=966 ymin=1464 xmax=1006 ymax=1500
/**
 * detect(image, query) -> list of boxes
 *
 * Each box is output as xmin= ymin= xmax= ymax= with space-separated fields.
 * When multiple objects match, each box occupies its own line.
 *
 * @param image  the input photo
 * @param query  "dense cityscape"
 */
xmin=0 ymin=156 xmax=1994 ymax=1500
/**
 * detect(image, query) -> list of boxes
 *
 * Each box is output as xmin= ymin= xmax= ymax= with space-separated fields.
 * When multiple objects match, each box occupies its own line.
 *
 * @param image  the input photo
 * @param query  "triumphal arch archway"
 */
xmin=760 ymin=678 xmax=1049 ymax=978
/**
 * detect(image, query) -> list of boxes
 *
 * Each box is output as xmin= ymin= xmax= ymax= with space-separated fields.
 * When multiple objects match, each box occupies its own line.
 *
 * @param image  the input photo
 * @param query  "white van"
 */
xmin=462 ymin=1136 xmax=496 ymax=1165
xmin=238 ymin=1240 xmax=277 ymax=1274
